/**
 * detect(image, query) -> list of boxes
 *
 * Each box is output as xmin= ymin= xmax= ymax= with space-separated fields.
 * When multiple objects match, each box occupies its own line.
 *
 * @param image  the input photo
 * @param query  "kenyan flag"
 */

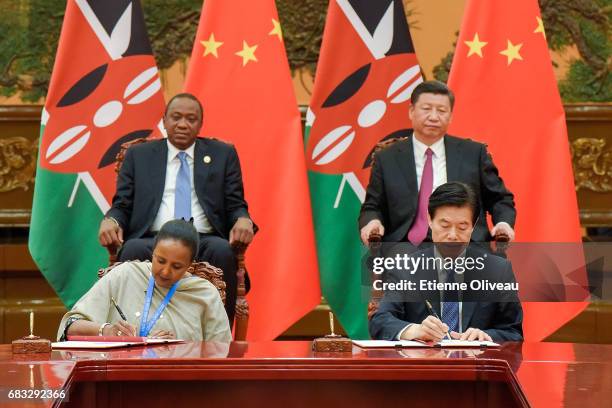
xmin=29 ymin=0 xmax=164 ymax=307
xmin=305 ymin=0 xmax=423 ymax=338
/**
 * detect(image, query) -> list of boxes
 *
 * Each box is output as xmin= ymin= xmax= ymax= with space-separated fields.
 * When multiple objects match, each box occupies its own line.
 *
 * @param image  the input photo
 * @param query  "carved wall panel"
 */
xmin=572 ymin=137 xmax=612 ymax=193
xmin=0 ymin=106 xmax=41 ymax=226
xmin=566 ymin=104 xmax=612 ymax=226
xmin=0 ymin=137 xmax=37 ymax=193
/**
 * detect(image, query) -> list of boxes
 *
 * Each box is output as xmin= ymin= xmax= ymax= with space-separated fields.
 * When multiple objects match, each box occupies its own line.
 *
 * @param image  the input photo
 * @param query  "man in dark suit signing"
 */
xmin=359 ymin=80 xmax=515 ymax=246
xmin=369 ymin=182 xmax=523 ymax=342
xmin=98 ymin=93 xmax=254 ymax=325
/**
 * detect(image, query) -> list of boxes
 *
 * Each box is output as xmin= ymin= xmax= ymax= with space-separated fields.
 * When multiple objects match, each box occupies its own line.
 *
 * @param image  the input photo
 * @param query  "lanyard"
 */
xmin=139 ymin=276 xmax=179 ymax=337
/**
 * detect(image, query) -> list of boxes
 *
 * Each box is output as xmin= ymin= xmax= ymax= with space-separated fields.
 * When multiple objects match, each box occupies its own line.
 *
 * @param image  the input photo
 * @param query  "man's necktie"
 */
xmin=408 ymin=148 xmax=433 ymax=245
xmin=174 ymin=151 xmax=191 ymax=221
xmin=441 ymin=269 xmax=460 ymax=333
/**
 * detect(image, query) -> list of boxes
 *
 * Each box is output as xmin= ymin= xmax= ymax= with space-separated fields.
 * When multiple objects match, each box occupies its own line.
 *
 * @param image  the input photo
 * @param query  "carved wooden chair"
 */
xmin=103 ymin=137 xmax=250 ymax=340
xmin=365 ymin=137 xmax=510 ymax=319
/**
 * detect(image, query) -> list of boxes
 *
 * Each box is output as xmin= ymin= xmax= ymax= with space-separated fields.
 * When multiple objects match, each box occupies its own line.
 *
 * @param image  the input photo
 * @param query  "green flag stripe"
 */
xmin=308 ymin=171 xmax=370 ymax=338
xmin=29 ymin=167 xmax=108 ymax=308
xmin=305 ymin=125 xmax=369 ymax=339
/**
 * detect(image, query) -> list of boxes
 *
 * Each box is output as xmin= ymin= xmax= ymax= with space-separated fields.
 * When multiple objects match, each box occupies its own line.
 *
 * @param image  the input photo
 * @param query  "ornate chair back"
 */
xmin=98 ymin=261 xmax=227 ymax=304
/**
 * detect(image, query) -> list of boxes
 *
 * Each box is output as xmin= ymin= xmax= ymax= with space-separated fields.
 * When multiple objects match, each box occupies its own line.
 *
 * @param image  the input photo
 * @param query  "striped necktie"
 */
xmin=441 ymin=269 xmax=460 ymax=333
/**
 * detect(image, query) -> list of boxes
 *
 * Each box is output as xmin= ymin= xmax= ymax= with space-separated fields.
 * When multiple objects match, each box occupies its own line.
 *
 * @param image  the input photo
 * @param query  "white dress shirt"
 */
xmin=398 ymin=136 xmax=450 ymax=340
xmin=151 ymin=140 xmax=213 ymax=234
xmin=412 ymin=135 xmax=512 ymax=235
xmin=413 ymin=135 xmax=447 ymax=190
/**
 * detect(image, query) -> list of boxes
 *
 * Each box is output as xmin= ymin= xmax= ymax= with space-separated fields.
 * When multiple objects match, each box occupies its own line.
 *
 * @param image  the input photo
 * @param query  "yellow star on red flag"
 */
xmin=200 ymin=33 xmax=223 ymax=58
xmin=269 ymin=18 xmax=283 ymax=41
xmin=235 ymin=40 xmax=258 ymax=66
xmin=465 ymin=33 xmax=487 ymax=58
xmin=534 ymin=16 xmax=546 ymax=37
xmin=500 ymin=40 xmax=523 ymax=65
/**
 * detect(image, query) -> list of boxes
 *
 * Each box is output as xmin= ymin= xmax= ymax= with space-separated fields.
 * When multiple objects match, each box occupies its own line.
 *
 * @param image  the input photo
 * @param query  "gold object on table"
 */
xmin=12 ymin=311 xmax=51 ymax=354
xmin=312 ymin=312 xmax=352 ymax=353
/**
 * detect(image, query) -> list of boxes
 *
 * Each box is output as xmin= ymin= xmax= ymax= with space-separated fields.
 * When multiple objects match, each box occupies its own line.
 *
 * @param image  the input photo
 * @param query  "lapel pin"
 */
xmin=203 ymin=155 xmax=212 ymax=164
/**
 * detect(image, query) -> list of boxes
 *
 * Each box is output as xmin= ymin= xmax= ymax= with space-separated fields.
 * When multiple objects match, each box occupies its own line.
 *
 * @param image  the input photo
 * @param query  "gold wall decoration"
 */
xmin=0 ymin=136 xmax=37 ymax=192
xmin=571 ymin=137 xmax=612 ymax=193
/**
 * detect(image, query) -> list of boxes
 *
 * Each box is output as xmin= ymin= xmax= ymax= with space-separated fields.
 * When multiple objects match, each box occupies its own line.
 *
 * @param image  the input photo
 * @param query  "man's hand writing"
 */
xmin=450 ymin=328 xmax=492 ymax=342
xmin=401 ymin=316 xmax=449 ymax=342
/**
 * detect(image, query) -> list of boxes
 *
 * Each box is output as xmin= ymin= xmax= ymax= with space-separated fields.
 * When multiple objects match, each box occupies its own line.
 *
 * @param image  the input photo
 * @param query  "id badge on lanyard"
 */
xmin=139 ymin=276 xmax=179 ymax=337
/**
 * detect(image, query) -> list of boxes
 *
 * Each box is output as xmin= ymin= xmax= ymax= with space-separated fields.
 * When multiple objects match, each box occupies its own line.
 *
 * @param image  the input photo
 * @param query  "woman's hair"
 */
xmin=153 ymin=219 xmax=199 ymax=259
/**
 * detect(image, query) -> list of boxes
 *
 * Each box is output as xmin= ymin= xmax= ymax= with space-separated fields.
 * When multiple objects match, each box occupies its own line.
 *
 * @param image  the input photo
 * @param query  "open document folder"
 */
xmin=353 ymin=340 xmax=500 ymax=348
xmin=52 ymin=337 xmax=184 ymax=349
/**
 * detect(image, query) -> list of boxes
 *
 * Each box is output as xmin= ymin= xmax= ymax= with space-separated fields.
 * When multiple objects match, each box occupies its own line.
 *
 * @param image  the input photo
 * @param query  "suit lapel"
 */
xmin=432 ymin=291 xmax=442 ymax=317
xmin=150 ymin=140 xmax=168 ymax=217
xmin=193 ymin=138 xmax=211 ymax=207
xmin=444 ymin=135 xmax=463 ymax=182
xmin=461 ymin=247 xmax=479 ymax=331
xmin=461 ymin=301 xmax=477 ymax=332
xmin=394 ymin=136 xmax=418 ymax=204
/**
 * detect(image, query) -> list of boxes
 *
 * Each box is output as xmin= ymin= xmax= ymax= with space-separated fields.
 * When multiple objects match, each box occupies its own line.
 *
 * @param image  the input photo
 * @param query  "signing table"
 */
xmin=0 ymin=341 xmax=610 ymax=407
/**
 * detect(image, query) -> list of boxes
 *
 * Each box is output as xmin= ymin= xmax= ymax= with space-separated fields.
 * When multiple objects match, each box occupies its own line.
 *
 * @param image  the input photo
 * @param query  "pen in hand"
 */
xmin=425 ymin=300 xmax=452 ymax=340
xmin=111 ymin=296 xmax=128 ymax=321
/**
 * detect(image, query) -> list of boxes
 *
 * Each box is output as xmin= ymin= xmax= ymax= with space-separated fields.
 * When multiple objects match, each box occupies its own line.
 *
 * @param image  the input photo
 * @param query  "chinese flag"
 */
xmin=448 ymin=0 xmax=587 ymax=342
xmin=184 ymin=0 xmax=320 ymax=340
xmin=448 ymin=2 xmax=587 ymax=405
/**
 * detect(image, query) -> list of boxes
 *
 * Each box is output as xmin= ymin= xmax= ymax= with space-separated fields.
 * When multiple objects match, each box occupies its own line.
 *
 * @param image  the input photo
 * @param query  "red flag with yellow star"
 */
xmin=448 ymin=2 xmax=588 ymax=404
xmin=448 ymin=0 xmax=587 ymax=342
xmin=184 ymin=0 xmax=319 ymax=340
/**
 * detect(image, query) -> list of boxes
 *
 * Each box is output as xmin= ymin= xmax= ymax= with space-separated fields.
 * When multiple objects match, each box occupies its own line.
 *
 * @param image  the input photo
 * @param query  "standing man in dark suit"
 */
xmin=369 ymin=182 xmax=523 ymax=342
xmin=98 ymin=93 xmax=255 ymax=325
xmin=359 ymin=81 xmax=515 ymax=246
